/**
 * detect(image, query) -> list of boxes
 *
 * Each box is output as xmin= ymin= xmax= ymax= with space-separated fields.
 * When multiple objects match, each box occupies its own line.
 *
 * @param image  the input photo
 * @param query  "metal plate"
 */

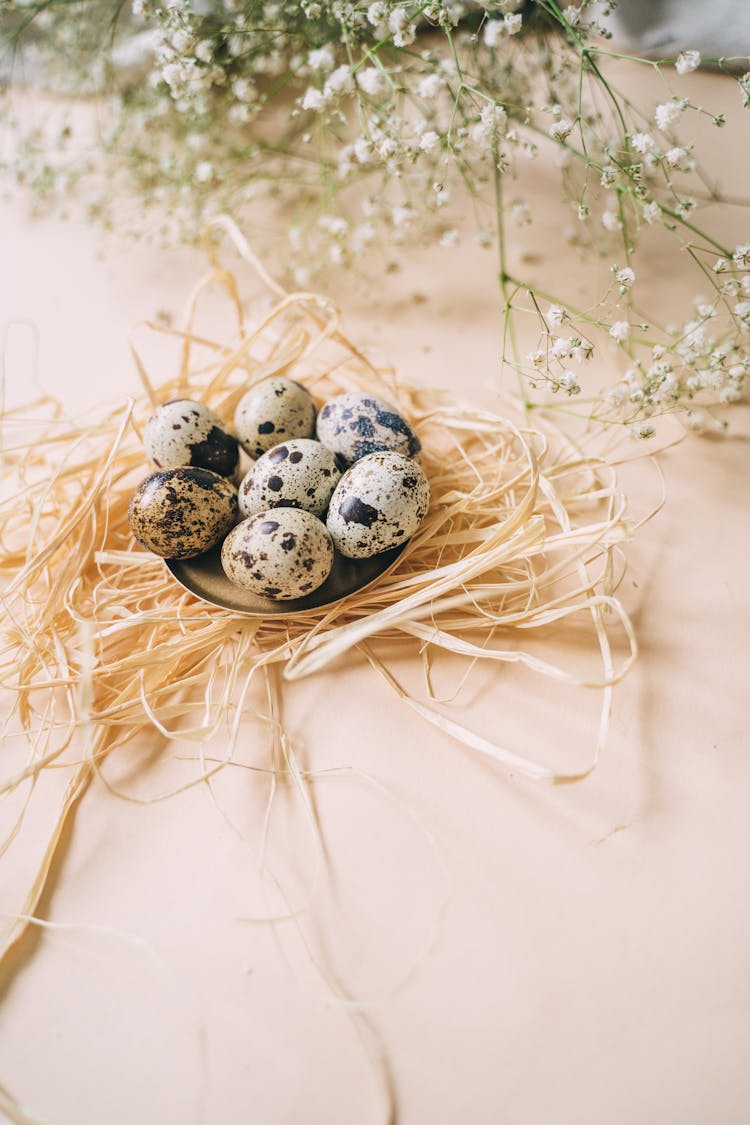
xmin=166 ymin=542 xmax=406 ymax=616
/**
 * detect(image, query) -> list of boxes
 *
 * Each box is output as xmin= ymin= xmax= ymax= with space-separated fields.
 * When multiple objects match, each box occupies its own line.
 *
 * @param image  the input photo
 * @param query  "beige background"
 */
xmin=1 ymin=65 xmax=749 ymax=1124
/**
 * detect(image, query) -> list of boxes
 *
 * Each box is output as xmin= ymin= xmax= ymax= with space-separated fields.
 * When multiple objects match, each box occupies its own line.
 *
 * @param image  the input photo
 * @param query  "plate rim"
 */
xmin=165 ymin=540 xmax=407 ymax=618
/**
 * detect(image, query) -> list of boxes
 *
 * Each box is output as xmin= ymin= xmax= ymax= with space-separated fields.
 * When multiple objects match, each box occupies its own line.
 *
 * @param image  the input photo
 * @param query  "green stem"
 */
xmin=493 ymin=145 xmax=529 ymax=409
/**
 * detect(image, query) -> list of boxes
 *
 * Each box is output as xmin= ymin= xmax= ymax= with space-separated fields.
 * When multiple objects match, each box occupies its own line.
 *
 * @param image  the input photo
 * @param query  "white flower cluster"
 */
xmin=604 ymin=275 xmax=749 ymax=428
xmin=6 ymin=0 xmax=748 ymax=435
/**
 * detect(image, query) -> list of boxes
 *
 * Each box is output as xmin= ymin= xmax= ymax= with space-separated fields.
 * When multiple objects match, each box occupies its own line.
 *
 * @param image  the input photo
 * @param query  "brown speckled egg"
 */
xmin=221 ymin=509 xmax=333 ymax=600
xmin=234 ymin=378 xmax=316 ymax=459
xmin=143 ymin=399 xmax=239 ymax=477
xmin=316 ymin=391 xmax=420 ymax=465
xmin=128 ymin=467 xmax=238 ymax=559
xmin=326 ymin=451 xmax=430 ymax=559
xmin=238 ymin=439 xmax=344 ymax=520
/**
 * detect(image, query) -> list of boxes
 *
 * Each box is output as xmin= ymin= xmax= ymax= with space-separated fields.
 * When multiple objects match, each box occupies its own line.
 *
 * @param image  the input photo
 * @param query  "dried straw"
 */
xmin=0 ymin=217 xmax=636 ymax=968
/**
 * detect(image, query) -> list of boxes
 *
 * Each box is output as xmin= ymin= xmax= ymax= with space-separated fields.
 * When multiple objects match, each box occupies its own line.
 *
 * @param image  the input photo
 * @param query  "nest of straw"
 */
xmin=0 ymin=219 xmax=636 ymax=964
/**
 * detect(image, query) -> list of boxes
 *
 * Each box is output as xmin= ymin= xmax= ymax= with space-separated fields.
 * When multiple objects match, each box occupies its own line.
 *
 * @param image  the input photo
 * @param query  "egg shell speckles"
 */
xmin=128 ymin=467 xmax=238 ymax=559
xmin=234 ymin=378 xmax=317 ymax=459
xmin=315 ymin=391 xmax=421 ymax=465
xmin=326 ymin=451 xmax=430 ymax=559
xmin=221 ymin=509 xmax=334 ymax=600
xmin=238 ymin=439 xmax=344 ymax=520
xmin=143 ymin=399 xmax=239 ymax=477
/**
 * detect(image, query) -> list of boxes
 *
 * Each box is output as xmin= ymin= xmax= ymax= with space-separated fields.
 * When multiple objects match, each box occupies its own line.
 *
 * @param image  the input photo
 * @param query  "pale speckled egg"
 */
xmin=326 ymin=451 xmax=430 ymax=559
xmin=128 ymin=467 xmax=238 ymax=559
xmin=237 ymin=439 xmax=344 ymax=520
xmin=221 ymin=509 xmax=334 ymax=600
xmin=234 ymin=378 xmax=317 ymax=459
xmin=316 ymin=391 xmax=420 ymax=465
xmin=143 ymin=399 xmax=239 ymax=477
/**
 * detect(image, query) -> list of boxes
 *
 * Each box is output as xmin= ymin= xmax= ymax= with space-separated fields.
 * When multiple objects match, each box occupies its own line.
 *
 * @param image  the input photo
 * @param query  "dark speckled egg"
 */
xmin=128 ymin=467 xmax=238 ymax=559
xmin=221 ymin=509 xmax=333 ymax=600
xmin=316 ymin=391 xmax=420 ymax=465
xmin=234 ymin=378 xmax=317 ymax=459
xmin=326 ymin=451 xmax=430 ymax=559
xmin=238 ymin=438 xmax=344 ymax=519
xmin=143 ymin=399 xmax=239 ymax=478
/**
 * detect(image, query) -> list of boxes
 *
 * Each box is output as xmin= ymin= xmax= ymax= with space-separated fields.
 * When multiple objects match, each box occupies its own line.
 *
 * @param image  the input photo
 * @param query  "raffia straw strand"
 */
xmin=1 ymin=218 xmax=637 ymax=965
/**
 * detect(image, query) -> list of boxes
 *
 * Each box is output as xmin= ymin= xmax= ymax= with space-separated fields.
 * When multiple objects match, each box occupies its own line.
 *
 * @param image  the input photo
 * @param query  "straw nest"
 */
xmin=0 ymin=219 xmax=636 ymax=966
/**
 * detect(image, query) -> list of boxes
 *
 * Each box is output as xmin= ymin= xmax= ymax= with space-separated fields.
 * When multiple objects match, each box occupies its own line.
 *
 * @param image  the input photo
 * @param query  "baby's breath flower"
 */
xmin=614 ymin=266 xmax=635 ymax=290
xmin=308 ymin=46 xmax=335 ymax=72
xmin=301 ymin=87 xmax=326 ymax=111
xmin=354 ymin=136 xmax=372 ymax=163
xmin=325 ymin=65 xmax=353 ymax=98
xmin=549 ymin=118 xmax=575 ymax=142
xmin=675 ymin=50 xmax=701 ymax=76
xmin=733 ymin=300 xmax=750 ymax=325
xmin=654 ymin=99 xmax=686 ymax=132
xmin=232 ymin=77 xmax=257 ymax=103
xmin=418 ymin=73 xmax=443 ymax=99
xmin=483 ymin=20 xmax=504 ymax=48
xmin=440 ymin=227 xmax=459 ymax=246
xmin=357 ymin=67 xmax=387 ymax=97
xmin=388 ymin=8 xmax=416 ymax=48
xmin=732 ymin=244 xmax=750 ymax=267
xmin=367 ymin=1 xmax=387 ymax=27
xmin=602 ymin=209 xmax=622 ymax=232
xmin=470 ymin=102 xmax=507 ymax=146
xmin=419 ymin=130 xmax=441 ymax=152
xmin=600 ymin=164 xmax=617 ymax=188
xmin=665 ymin=146 xmax=688 ymax=168
xmin=195 ymin=160 xmax=214 ymax=182
xmin=547 ymin=305 xmax=566 ymax=326
xmin=559 ymin=370 xmax=580 ymax=394
xmin=631 ymin=132 xmax=654 ymax=155
xmin=632 ymin=420 xmax=655 ymax=439
xmin=552 ymin=336 xmax=573 ymax=358
xmin=610 ymin=320 xmax=630 ymax=342
xmin=170 ymin=28 xmax=192 ymax=54
xmin=504 ymin=12 xmax=522 ymax=35
xmin=642 ymin=201 xmax=660 ymax=224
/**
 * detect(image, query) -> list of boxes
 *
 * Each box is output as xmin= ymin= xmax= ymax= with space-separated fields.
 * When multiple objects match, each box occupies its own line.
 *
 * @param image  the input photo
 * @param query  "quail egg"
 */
xmin=316 ymin=391 xmax=420 ymax=465
xmin=326 ymin=450 xmax=430 ymax=559
xmin=128 ymin=467 xmax=238 ymax=559
xmin=143 ymin=398 xmax=239 ymax=477
xmin=221 ymin=508 xmax=334 ymax=600
xmin=237 ymin=438 xmax=344 ymax=520
xmin=234 ymin=378 xmax=317 ymax=459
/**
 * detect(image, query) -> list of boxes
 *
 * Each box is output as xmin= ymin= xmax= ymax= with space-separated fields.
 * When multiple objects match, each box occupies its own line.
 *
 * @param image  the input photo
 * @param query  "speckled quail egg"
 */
xmin=221 ymin=508 xmax=334 ymax=600
xmin=316 ymin=391 xmax=421 ymax=465
xmin=143 ymin=399 xmax=239 ymax=477
xmin=326 ymin=450 xmax=430 ymax=559
xmin=234 ymin=378 xmax=317 ymax=459
xmin=237 ymin=438 xmax=344 ymax=520
xmin=128 ymin=467 xmax=238 ymax=559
